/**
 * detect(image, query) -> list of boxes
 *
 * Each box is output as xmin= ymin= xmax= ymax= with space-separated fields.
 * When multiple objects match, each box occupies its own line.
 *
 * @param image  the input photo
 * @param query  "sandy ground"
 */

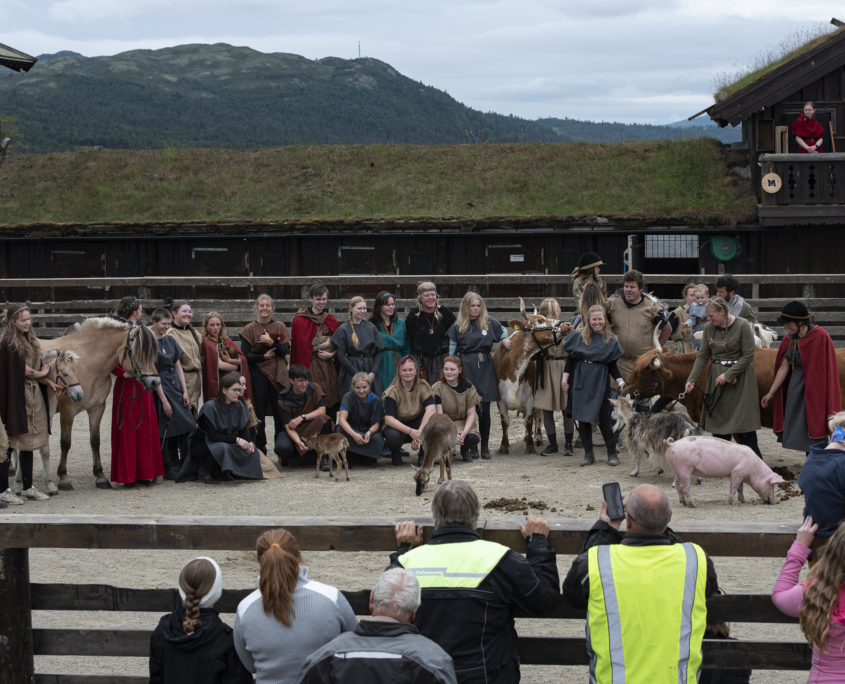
xmin=10 ymin=395 xmax=811 ymax=683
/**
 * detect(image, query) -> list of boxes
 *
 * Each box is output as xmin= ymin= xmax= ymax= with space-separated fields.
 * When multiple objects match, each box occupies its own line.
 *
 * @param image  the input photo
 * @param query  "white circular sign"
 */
xmin=762 ymin=172 xmax=782 ymax=193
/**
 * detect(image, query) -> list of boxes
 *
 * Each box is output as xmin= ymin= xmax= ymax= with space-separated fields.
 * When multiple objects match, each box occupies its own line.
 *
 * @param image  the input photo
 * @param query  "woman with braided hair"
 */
xmin=685 ymin=296 xmax=762 ymax=457
xmin=234 ymin=528 xmax=357 ymax=684
xmin=149 ymin=556 xmax=252 ymax=684
xmin=201 ymin=312 xmax=251 ymax=403
xmin=331 ymin=296 xmax=384 ymax=398
xmin=112 ymin=295 xmax=143 ymax=323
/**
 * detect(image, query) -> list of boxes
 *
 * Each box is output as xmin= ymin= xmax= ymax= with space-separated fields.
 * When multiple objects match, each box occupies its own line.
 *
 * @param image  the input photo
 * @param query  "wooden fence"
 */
xmin=0 ymin=515 xmax=815 ymax=683
xmin=4 ymin=274 xmax=845 ymax=346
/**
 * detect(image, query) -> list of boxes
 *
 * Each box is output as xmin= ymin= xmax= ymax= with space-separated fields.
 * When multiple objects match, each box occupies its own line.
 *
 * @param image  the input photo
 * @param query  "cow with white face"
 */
xmin=493 ymin=299 xmax=573 ymax=454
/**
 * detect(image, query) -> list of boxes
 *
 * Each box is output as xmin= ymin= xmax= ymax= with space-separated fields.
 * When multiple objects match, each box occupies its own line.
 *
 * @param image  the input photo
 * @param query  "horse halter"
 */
xmin=52 ymin=354 xmax=81 ymax=391
xmin=119 ymin=325 xmax=160 ymax=384
xmin=530 ymin=321 xmax=567 ymax=391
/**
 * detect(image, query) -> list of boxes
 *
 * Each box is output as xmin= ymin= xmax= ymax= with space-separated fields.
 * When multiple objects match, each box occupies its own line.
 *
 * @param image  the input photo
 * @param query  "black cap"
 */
xmin=776 ymin=301 xmax=811 ymax=326
xmin=570 ymin=252 xmax=605 ymax=279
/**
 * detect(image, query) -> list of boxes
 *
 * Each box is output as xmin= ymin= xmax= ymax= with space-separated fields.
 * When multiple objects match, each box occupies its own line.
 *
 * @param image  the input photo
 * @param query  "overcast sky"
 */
xmin=3 ymin=1 xmax=843 ymax=124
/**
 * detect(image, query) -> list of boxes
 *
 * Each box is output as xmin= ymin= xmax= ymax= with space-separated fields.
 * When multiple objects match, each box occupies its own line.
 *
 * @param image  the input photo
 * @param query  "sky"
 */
xmin=3 ymin=1 xmax=844 ymax=125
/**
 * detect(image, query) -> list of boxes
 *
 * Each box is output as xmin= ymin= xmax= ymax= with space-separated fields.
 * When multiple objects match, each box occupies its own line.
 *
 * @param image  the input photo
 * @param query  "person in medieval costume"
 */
xmin=337 ymin=372 xmax=386 ymax=463
xmin=404 ymin=281 xmax=456 ymax=383
xmin=382 ymin=355 xmax=436 ymax=467
xmin=332 ymin=297 xmax=385 ymax=398
xmin=431 ymin=356 xmax=481 ymax=462
xmin=792 ymin=101 xmax=825 ymax=154
xmin=562 ymin=305 xmax=626 ymax=467
xmin=290 ymin=284 xmax=340 ymax=420
xmin=201 ymin=312 xmax=251 ymax=404
xmin=166 ymin=300 xmax=204 ymax=418
xmin=239 ymin=294 xmax=290 ymax=459
xmin=762 ymin=301 xmax=841 ymax=453
xmin=372 ymin=291 xmax=410 ymax=391
xmin=569 ymin=252 xmax=608 ymax=323
xmin=275 ymin=364 xmax=334 ymax=470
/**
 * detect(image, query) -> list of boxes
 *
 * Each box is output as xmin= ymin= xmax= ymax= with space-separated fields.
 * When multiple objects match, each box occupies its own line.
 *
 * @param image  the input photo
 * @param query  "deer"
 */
xmin=413 ymin=414 xmax=457 ymax=496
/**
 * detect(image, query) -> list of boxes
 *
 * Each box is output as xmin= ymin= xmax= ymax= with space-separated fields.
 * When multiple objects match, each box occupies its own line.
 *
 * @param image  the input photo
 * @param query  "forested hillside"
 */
xmin=538 ymin=117 xmax=740 ymax=144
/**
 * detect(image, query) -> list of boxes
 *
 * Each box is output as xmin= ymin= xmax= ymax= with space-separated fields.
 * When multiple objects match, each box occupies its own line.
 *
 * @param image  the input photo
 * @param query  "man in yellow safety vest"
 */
xmin=562 ymin=484 xmax=719 ymax=684
xmin=388 ymin=481 xmax=559 ymax=684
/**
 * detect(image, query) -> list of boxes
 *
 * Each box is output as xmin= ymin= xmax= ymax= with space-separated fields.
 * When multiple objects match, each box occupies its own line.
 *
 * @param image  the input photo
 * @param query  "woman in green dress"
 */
xmin=371 ymin=291 xmax=410 ymax=390
xmin=684 ymin=296 xmax=762 ymax=457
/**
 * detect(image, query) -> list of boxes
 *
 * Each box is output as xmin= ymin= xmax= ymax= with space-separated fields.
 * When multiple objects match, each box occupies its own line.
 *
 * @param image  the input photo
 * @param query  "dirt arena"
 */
xmin=13 ymin=396 xmax=810 ymax=683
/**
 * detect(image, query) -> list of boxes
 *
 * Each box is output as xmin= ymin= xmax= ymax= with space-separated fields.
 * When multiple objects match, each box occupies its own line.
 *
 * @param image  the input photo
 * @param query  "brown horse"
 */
xmin=39 ymin=317 xmax=161 ymax=490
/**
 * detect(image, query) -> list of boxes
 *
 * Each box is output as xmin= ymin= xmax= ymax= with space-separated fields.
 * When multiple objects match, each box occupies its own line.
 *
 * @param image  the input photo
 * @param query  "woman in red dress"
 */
xmin=201 ymin=312 xmax=252 ymax=402
xmin=109 ymin=296 xmax=164 ymax=487
xmin=792 ymin=101 xmax=825 ymax=154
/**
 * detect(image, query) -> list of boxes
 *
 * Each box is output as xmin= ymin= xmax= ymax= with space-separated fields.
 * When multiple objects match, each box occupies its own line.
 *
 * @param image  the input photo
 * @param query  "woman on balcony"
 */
xmin=793 ymin=101 xmax=825 ymax=154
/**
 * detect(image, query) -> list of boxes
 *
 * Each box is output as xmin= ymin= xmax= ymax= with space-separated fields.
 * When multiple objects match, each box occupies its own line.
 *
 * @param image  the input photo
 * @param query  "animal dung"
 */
xmin=770 ymin=465 xmax=795 ymax=481
xmin=483 ymin=497 xmax=548 ymax=512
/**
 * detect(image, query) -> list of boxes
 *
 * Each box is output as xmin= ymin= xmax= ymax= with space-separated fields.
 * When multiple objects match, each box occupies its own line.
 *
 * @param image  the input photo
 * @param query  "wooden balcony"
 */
xmin=759 ymin=153 xmax=845 ymax=225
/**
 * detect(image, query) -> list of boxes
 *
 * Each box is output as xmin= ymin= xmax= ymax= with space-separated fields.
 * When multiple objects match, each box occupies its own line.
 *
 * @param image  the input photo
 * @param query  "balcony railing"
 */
xmin=759 ymin=152 xmax=845 ymax=225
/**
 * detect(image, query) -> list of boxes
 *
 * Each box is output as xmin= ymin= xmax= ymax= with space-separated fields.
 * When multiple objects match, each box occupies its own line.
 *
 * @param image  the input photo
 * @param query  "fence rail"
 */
xmin=0 ymin=515 xmax=814 ymax=682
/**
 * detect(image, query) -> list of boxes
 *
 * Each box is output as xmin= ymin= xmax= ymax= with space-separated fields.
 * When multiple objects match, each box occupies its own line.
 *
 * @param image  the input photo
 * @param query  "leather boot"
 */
xmin=601 ymin=423 xmax=619 ymax=466
xmin=198 ymin=462 xmax=218 ymax=485
xmin=480 ymin=442 xmax=492 ymax=460
xmin=579 ymin=425 xmax=595 ymax=466
xmin=392 ymin=452 xmax=403 ymax=466
xmin=460 ymin=446 xmax=472 ymax=462
xmin=563 ymin=433 xmax=574 ymax=456
xmin=163 ymin=458 xmax=177 ymax=481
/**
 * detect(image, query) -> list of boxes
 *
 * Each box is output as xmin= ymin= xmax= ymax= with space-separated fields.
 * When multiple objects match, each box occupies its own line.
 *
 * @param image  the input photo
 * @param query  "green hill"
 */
xmin=0 ymin=44 xmax=560 ymax=152
xmin=538 ymin=117 xmax=741 ymax=144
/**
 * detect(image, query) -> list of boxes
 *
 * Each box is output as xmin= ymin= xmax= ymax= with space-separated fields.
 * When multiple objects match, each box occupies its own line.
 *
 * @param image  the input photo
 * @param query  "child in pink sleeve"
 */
xmin=772 ymin=517 xmax=845 ymax=683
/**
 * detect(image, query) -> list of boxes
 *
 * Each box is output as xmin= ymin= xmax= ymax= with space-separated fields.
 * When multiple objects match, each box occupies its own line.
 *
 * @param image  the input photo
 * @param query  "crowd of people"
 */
xmin=0 ymin=253 xmax=843 ymax=499
xmin=148 ymin=476 xmax=845 ymax=684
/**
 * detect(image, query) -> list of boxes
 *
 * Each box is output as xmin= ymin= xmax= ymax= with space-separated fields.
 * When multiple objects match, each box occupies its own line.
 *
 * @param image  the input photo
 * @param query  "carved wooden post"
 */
xmin=803 ymin=284 xmax=815 ymax=301
xmin=0 ymin=548 xmax=34 ymax=684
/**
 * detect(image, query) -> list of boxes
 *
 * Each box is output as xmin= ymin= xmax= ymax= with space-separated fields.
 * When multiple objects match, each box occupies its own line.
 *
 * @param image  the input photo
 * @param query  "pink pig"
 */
xmin=664 ymin=436 xmax=785 ymax=508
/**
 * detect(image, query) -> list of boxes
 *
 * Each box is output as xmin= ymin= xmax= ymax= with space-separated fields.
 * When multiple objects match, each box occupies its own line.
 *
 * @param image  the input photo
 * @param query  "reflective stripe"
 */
xmin=596 ymin=545 xmax=626 ymax=684
xmin=677 ymin=543 xmax=699 ymax=684
xmin=406 ymin=568 xmax=489 ymax=579
xmin=400 ymin=540 xmax=509 ymax=589
xmin=334 ymin=651 xmax=402 ymax=660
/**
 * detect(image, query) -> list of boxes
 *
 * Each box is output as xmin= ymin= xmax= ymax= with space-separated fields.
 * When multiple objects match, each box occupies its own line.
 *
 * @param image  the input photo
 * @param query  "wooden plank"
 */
xmin=35 ymin=676 xmax=147 ymax=684
xmin=32 ymin=628 xmax=149 ymax=657
xmin=0 ymin=514 xmax=808 ymax=557
xmin=29 ymin=584 xmax=796 ymax=623
xmin=0 ymin=548 xmax=34 ymax=684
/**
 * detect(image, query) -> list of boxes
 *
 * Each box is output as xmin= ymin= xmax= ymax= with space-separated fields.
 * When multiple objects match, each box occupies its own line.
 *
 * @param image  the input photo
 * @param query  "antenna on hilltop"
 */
xmin=358 ymin=41 xmax=361 ymax=59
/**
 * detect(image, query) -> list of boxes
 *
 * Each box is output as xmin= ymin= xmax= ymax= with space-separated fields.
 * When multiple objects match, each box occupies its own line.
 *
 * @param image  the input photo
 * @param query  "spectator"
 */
xmin=389 ymin=481 xmax=559 ymax=684
xmin=150 ymin=557 xmax=252 ymax=684
xmin=797 ymin=411 xmax=845 ymax=541
xmin=563 ymin=484 xmax=717 ymax=684
xmin=296 ymin=568 xmax=457 ymax=684
xmin=234 ymin=528 xmax=357 ymax=684
xmin=772 ymin=517 xmax=845 ymax=681
xmin=715 ymin=275 xmax=757 ymax=324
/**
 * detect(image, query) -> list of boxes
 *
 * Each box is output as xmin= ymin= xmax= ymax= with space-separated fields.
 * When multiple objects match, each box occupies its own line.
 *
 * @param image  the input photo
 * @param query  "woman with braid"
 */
xmin=150 ymin=557 xmax=252 ymax=684
xmin=234 ymin=528 xmax=357 ymax=684
xmin=331 ymin=297 xmax=385 ymax=398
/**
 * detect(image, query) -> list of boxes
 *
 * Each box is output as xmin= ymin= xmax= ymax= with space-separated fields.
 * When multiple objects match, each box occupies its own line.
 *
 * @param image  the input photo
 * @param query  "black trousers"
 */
xmin=383 ymin=415 xmax=425 ymax=453
xmin=479 ymin=402 xmax=491 ymax=445
xmin=574 ymin=387 xmax=616 ymax=453
xmin=713 ymin=431 xmax=762 ymax=458
xmin=250 ymin=369 xmax=283 ymax=453
xmin=1 ymin=449 xmax=33 ymax=491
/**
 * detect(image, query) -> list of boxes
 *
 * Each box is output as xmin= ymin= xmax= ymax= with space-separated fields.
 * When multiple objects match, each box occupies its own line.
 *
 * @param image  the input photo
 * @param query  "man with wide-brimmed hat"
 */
xmin=570 ymin=252 xmax=607 ymax=322
xmin=761 ymin=301 xmax=840 ymax=454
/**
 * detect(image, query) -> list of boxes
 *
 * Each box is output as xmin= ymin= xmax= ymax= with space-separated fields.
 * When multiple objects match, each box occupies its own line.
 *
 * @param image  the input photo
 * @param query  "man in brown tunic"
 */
xmin=605 ymin=270 xmax=670 ymax=412
xmin=275 ymin=364 xmax=333 ymax=469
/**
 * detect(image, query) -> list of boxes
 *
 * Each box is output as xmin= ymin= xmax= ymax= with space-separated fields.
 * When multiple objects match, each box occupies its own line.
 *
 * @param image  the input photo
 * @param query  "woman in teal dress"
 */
xmin=371 ymin=291 xmax=410 ymax=389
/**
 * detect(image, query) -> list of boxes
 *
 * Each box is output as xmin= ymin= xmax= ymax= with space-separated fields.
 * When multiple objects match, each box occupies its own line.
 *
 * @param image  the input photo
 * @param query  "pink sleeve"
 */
xmin=772 ymin=540 xmax=812 ymax=618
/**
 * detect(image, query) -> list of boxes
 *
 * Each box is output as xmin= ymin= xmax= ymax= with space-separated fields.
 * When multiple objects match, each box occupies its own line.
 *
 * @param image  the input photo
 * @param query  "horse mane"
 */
xmin=631 ymin=349 xmax=698 ymax=376
xmin=129 ymin=323 xmax=159 ymax=369
xmin=70 ymin=316 xmax=134 ymax=335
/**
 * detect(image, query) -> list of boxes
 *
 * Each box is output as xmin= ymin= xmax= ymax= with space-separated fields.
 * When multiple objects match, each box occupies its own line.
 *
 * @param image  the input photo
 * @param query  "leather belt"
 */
xmin=714 ymin=360 xmax=738 ymax=366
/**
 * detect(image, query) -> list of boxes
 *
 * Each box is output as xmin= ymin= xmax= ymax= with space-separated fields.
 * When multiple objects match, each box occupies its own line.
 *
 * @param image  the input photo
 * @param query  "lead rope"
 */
xmin=116 ymin=375 xmax=144 ymax=431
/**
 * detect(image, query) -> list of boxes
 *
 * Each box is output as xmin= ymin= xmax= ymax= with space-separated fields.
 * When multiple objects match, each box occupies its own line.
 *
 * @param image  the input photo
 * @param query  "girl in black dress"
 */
xmin=336 ymin=372 xmax=385 ymax=465
xmin=332 ymin=297 xmax=385 ymax=398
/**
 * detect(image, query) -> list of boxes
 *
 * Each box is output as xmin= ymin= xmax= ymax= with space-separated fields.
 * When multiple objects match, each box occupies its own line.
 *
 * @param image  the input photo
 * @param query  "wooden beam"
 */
xmin=35 ymin=676 xmax=147 ymax=684
xmin=0 ymin=548 xmax=34 ymax=684
xmin=0 ymin=514 xmax=806 ymax=556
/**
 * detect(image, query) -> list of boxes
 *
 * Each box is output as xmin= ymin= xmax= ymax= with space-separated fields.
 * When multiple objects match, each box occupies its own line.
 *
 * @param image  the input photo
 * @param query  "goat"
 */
xmin=414 ymin=414 xmax=457 ymax=496
xmin=303 ymin=433 xmax=349 ymax=482
xmin=610 ymin=395 xmax=700 ymax=478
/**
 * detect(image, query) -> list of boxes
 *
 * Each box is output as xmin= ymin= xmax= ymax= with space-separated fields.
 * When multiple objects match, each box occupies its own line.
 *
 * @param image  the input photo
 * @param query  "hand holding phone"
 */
xmin=602 ymin=482 xmax=625 ymax=521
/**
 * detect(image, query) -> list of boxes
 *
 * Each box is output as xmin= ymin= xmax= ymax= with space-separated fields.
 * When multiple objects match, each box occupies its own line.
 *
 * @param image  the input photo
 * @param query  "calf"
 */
xmin=414 ymin=414 xmax=457 ymax=496
xmin=303 ymin=433 xmax=349 ymax=482
xmin=665 ymin=436 xmax=784 ymax=508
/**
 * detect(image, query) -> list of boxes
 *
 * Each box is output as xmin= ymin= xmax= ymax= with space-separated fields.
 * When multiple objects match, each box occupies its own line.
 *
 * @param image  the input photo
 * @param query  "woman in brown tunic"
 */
xmin=382 ymin=355 xmax=436 ymax=467
xmin=275 ymin=364 xmax=333 ymax=469
xmin=0 ymin=304 xmax=64 ymax=504
xmin=431 ymin=356 xmax=481 ymax=462
xmin=166 ymin=300 xmax=203 ymax=418
xmin=239 ymin=294 xmax=290 ymax=459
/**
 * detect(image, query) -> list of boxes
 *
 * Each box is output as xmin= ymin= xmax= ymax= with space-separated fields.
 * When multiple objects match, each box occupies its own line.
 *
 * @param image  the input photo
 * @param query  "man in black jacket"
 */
xmin=296 ymin=567 xmax=457 ymax=684
xmin=388 ymin=480 xmax=559 ymax=684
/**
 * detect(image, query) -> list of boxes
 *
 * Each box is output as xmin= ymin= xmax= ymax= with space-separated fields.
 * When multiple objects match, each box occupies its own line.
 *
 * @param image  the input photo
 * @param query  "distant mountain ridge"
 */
xmin=538 ymin=117 xmax=739 ymax=143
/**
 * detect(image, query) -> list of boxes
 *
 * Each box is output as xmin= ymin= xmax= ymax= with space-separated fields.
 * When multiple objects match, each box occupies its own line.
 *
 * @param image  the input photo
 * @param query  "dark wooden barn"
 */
xmin=703 ymin=27 xmax=845 ymax=225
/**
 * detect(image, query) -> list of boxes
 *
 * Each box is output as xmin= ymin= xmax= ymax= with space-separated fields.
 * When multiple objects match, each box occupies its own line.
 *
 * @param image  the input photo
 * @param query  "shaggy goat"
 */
xmin=303 ymin=433 xmax=349 ymax=482
xmin=414 ymin=414 xmax=457 ymax=496
xmin=610 ymin=396 xmax=700 ymax=478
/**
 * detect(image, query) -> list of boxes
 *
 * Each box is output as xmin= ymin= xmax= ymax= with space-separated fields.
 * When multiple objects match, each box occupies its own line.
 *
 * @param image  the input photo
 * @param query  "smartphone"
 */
xmin=602 ymin=482 xmax=625 ymax=521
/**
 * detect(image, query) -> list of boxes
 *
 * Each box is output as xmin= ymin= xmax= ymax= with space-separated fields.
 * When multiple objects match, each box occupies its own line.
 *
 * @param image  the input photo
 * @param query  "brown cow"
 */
xmin=624 ymin=348 xmax=845 ymax=427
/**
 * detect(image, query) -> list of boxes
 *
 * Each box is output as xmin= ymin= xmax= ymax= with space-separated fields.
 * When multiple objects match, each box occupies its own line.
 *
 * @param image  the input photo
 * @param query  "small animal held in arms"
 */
xmin=218 ymin=342 xmax=239 ymax=360
xmin=303 ymin=433 xmax=349 ymax=482
xmin=250 ymin=330 xmax=282 ymax=355
xmin=610 ymin=395 xmax=699 ymax=477
xmin=414 ymin=414 xmax=457 ymax=496
xmin=665 ymin=436 xmax=785 ymax=508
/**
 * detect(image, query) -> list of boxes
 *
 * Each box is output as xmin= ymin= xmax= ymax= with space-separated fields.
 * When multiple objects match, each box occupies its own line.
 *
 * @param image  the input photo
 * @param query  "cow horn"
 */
xmin=652 ymin=323 xmax=661 ymax=351
xmin=519 ymin=297 xmax=528 ymax=320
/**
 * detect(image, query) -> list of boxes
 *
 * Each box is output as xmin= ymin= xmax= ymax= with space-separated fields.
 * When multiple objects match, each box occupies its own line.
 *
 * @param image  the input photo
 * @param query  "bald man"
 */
xmin=563 ymin=485 xmax=719 ymax=684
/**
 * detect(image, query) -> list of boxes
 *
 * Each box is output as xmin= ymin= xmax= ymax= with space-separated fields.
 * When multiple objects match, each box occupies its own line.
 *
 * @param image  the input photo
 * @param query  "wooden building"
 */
xmin=703 ymin=27 xmax=845 ymax=225
xmin=0 ymin=43 xmax=37 ymax=73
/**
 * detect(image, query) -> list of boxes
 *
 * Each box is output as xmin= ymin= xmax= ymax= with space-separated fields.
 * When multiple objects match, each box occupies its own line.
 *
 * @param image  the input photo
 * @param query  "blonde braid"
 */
xmin=183 ymin=589 xmax=201 ymax=634
xmin=348 ymin=296 xmax=363 ymax=349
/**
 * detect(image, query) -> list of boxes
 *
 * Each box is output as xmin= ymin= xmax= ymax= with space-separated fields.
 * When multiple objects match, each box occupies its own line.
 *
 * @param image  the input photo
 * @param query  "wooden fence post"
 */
xmin=0 ymin=548 xmax=34 ymax=684
xmin=803 ymin=284 xmax=815 ymax=300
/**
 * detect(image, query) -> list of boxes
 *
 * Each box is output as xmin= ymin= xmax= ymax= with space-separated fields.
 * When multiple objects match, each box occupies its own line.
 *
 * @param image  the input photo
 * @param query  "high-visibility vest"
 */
xmin=587 ymin=542 xmax=708 ymax=684
xmin=399 ymin=540 xmax=510 ymax=588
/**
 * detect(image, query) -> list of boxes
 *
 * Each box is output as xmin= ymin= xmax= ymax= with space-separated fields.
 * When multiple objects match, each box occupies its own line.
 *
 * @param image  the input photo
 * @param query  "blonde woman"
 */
xmin=382 ymin=355 xmax=435 ymax=467
xmin=562 ymin=305 xmax=625 ymax=467
xmin=239 ymin=294 xmax=290 ymax=459
xmin=404 ymin=282 xmax=457 ymax=382
xmin=534 ymin=298 xmax=575 ymax=456
xmin=331 ymin=297 xmax=385 ymax=397
xmin=446 ymin=292 xmax=511 ymax=460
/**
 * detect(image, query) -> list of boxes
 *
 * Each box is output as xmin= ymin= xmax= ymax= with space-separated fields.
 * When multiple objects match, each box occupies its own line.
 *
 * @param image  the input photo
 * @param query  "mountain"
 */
xmin=0 ymin=44 xmax=559 ymax=152
xmin=33 ymin=51 xmax=84 ymax=66
xmin=537 ymin=117 xmax=740 ymax=143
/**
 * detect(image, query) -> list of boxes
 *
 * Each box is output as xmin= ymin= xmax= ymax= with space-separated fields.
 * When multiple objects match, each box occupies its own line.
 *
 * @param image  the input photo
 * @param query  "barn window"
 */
xmin=645 ymin=235 xmax=699 ymax=259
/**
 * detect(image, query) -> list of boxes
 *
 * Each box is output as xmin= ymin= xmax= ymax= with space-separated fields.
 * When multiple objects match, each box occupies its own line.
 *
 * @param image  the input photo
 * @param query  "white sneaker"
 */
xmin=0 ymin=488 xmax=24 ymax=505
xmin=21 ymin=487 xmax=50 ymax=502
